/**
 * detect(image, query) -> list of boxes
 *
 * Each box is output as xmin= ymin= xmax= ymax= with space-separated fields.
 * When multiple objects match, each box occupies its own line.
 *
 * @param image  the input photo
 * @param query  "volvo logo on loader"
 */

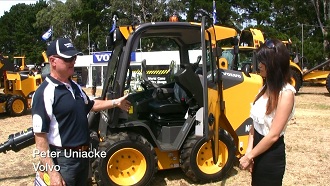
xmin=222 ymin=71 xmax=242 ymax=78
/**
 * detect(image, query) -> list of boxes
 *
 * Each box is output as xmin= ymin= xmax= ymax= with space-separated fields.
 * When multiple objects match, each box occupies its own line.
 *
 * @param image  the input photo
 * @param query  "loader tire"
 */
xmin=291 ymin=69 xmax=302 ymax=93
xmin=326 ymin=73 xmax=330 ymax=93
xmin=93 ymin=132 xmax=157 ymax=186
xmin=180 ymin=130 xmax=235 ymax=183
xmin=6 ymin=95 xmax=27 ymax=116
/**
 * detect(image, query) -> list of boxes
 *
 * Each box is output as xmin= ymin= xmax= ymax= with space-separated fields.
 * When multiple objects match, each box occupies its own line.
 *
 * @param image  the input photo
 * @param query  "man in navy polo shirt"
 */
xmin=32 ymin=38 xmax=131 ymax=186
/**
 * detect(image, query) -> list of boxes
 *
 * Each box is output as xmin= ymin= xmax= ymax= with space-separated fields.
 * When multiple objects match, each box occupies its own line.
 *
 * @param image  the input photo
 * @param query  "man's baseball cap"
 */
xmin=46 ymin=38 xmax=83 ymax=58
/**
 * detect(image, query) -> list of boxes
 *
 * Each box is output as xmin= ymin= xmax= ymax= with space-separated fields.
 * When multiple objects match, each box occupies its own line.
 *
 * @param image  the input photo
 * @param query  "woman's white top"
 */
xmin=250 ymin=84 xmax=296 ymax=136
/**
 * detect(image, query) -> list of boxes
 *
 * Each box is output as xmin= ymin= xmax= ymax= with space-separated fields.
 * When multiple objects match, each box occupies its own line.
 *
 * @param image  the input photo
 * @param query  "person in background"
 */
xmin=239 ymin=39 xmax=295 ymax=186
xmin=90 ymin=79 xmax=97 ymax=100
xmin=29 ymin=67 xmax=38 ymax=76
xmin=32 ymin=38 xmax=131 ymax=186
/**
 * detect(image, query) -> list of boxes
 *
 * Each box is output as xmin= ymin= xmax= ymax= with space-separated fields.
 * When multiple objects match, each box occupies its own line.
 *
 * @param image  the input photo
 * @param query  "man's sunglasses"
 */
xmin=53 ymin=55 xmax=76 ymax=63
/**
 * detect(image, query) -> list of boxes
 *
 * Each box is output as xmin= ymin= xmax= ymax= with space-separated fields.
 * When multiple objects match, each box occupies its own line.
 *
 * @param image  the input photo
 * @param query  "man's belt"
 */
xmin=49 ymin=144 xmax=89 ymax=151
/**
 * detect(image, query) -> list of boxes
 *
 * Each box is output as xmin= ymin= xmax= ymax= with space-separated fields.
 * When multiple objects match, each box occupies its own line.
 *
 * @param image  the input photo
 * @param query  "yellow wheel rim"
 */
xmin=12 ymin=98 xmax=25 ymax=114
xmin=107 ymin=148 xmax=146 ymax=185
xmin=196 ymin=140 xmax=228 ymax=174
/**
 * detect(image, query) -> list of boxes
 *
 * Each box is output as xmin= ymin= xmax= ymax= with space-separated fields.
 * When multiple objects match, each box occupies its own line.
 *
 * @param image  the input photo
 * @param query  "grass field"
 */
xmin=0 ymin=85 xmax=329 ymax=186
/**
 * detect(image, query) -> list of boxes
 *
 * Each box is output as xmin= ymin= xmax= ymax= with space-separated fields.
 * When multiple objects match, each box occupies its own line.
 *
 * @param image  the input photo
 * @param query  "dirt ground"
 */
xmin=0 ymin=85 xmax=329 ymax=186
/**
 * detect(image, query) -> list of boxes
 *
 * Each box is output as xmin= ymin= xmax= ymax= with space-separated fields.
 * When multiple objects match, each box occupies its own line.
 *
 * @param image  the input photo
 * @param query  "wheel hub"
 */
xmin=196 ymin=140 xmax=228 ymax=174
xmin=107 ymin=148 xmax=146 ymax=185
xmin=12 ymin=98 xmax=25 ymax=113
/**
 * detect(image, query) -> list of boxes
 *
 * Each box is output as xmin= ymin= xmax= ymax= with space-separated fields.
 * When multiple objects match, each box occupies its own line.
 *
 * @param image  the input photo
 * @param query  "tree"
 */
xmin=273 ymin=0 xmax=326 ymax=64
xmin=310 ymin=0 xmax=330 ymax=55
xmin=235 ymin=0 xmax=273 ymax=26
xmin=35 ymin=0 xmax=79 ymax=41
xmin=0 ymin=0 xmax=329 ymax=65
xmin=0 ymin=1 xmax=48 ymax=64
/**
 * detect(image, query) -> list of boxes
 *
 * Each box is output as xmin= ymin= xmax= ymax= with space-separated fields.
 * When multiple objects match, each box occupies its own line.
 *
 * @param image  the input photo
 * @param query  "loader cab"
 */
xmin=13 ymin=56 xmax=28 ymax=71
xmin=102 ymin=23 xmax=206 ymax=119
xmin=221 ymin=28 xmax=263 ymax=74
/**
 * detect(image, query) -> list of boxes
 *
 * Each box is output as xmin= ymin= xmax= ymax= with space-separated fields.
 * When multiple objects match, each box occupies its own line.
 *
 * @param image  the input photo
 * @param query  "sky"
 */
xmin=0 ymin=0 xmax=38 ymax=17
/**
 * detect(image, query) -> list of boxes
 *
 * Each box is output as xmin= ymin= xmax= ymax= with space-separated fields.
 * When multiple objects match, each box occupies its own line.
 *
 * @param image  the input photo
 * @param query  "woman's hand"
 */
xmin=239 ymin=155 xmax=253 ymax=170
xmin=247 ymin=161 xmax=254 ymax=173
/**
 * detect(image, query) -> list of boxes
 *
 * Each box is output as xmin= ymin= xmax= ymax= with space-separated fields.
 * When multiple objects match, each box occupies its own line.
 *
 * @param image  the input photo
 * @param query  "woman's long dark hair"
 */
xmin=254 ymin=39 xmax=291 ymax=115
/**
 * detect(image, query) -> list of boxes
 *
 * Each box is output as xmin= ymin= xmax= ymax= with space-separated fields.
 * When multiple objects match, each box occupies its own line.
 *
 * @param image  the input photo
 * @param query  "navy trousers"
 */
xmin=50 ymin=148 xmax=89 ymax=186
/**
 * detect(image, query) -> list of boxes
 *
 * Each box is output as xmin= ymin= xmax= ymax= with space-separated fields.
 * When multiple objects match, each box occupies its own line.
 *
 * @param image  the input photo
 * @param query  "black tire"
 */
xmin=93 ymin=132 xmax=157 ymax=186
xmin=6 ymin=95 xmax=27 ymax=116
xmin=326 ymin=73 xmax=330 ymax=93
xmin=291 ymin=69 xmax=302 ymax=93
xmin=180 ymin=130 xmax=236 ymax=183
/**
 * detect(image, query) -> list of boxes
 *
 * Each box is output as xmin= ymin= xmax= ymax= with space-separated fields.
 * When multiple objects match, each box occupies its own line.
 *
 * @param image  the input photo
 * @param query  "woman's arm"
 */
xmin=246 ymin=124 xmax=254 ymax=154
xmin=244 ymin=90 xmax=294 ymax=161
xmin=244 ymin=124 xmax=255 ymax=172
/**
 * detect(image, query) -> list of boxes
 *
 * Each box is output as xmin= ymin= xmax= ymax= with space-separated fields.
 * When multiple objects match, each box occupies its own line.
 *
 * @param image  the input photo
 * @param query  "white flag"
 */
xmin=42 ymin=28 xmax=52 ymax=40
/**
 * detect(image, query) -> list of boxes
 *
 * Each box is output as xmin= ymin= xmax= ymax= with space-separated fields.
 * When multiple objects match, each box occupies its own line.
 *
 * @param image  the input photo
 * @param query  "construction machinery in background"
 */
xmin=221 ymin=28 xmax=264 ymax=73
xmin=240 ymin=28 xmax=330 ymax=93
xmin=220 ymin=28 xmax=330 ymax=93
xmin=2 ymin=55 xmax=29 ymax=72
xmin=302 ymin=60 xmax=330 ymax=93
xmin=283 ymin=40 xmax=330 ymax=93
xmin=0 ymin=55 xmax=15 ymax=88
xmin=0 ymin=16 xmax=264 ymax=185
xmin=0 ymin=54 xmax=42 ymax=116
xmin=13 ymin=56 xmax=29 ymax=71
xmin=39 ymin=51 xmax=50 ymax=80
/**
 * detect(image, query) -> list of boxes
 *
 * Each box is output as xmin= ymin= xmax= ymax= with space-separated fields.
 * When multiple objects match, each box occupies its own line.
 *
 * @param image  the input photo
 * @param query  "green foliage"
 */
xmin=0 ymin=0 xmax=329 ymax=66
xmin=0 ymin=1 xmax=47 ymax=64
xmin=301 ymin=39 xmax=324 ymax=68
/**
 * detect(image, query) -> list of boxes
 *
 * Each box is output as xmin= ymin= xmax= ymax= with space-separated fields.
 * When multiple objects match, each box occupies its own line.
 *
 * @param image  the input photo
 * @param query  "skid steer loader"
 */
xmin=0 ymin=54 xmax=42 ymax=116
xmin=0 ymin=17 xmax=263 ymax=185
xmin=85 ymin=16 xmax=263 ymax=185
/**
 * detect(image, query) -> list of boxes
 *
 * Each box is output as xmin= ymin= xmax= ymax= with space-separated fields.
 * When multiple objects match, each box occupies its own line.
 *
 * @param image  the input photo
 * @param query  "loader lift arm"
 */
xmin=201 ymin=17 xmax=240 ymax=164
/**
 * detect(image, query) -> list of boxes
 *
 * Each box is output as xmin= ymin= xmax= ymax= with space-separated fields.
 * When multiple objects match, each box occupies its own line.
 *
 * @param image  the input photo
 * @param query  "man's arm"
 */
xmin=34 ymin=133 xmax=66 ymax=186
xmin=91 ymin=95 xmax=131 ymax=112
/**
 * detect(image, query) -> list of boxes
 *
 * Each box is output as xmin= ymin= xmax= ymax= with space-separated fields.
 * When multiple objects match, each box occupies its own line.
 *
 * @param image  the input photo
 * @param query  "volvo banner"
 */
xmin=93 ymin=52 xmax=136 ymax=63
